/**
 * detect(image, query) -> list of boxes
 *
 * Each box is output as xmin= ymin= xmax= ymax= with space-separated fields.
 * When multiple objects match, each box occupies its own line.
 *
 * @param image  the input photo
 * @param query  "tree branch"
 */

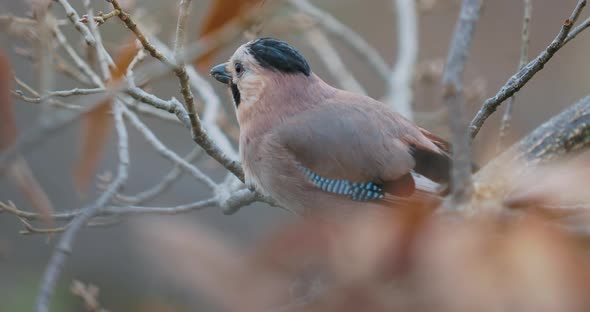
xmin=0 ymin=188 xmax=268 ymax=223
xmin=302 ymin=26 xmax=367 ymax=95
xmin=34 ymin=101 xmax=129 ymax=312
xmin=476 ymin=95 xmax=590 ymax=187
xmin=289 ymin=0 xmax=390 ymax=81
xmin=469 ymin=0 xmax=588 ymax=139
xmin=55 ymin=0 xmax=96 ymax=47
xmin=441 ymin=0 xmax=483 ymax=205
xmin=388 ymin=0 xmax=418 ymax=119
xmin=107 ymin=0 xmax=245 ymax=181
xmin=497 ymin=0 xmax=532 ymax=151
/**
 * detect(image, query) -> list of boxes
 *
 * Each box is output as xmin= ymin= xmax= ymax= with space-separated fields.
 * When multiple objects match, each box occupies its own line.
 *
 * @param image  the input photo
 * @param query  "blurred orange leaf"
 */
xmin=0 ymin=49 xmax=54 ymax=224
xmin=196 ymin=0 xmax=263 ymax=70
xmin=0 ymin=49 xmax=17 ymax=149
xmin=73 ymin=41 xmax=138 ymax=193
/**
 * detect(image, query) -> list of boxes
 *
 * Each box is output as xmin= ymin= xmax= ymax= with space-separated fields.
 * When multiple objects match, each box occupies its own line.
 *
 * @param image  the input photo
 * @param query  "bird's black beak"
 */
xmin=210 ymin=63 xmax=231 ymax=85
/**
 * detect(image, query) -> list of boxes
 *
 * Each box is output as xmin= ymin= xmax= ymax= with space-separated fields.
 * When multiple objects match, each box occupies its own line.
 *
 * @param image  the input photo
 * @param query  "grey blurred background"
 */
xmin=0 ymin=0 xmax=589 ymax=310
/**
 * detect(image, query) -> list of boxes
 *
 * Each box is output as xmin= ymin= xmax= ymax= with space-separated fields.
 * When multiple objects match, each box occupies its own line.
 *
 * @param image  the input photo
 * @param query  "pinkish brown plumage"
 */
xmin=211 ymin=38 xmax=450 ymax=216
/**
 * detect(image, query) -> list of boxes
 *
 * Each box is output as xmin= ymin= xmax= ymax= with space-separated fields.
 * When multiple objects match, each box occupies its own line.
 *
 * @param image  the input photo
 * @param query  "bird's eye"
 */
xmin=235 ymin=62 xmax=244 ymax=75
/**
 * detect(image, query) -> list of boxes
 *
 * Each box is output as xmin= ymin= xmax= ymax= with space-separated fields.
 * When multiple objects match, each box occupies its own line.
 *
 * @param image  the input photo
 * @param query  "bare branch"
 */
xmin=0 ymin=188 xmax=267 ymax=223
xmin=13 ymin=77 xmax=82 ymax=110
xmin=125 ymin=88 xmax=190 ymax=126
xmin=185 ymin=66 xmax=238 ymax=159
xmin=107 ymin=0 xmax=244 ymax=181
xmin=122 ymin=105 xmax=218 ymax=190
xmin=303 ymin=26 xmax=366 ymax=95
xmin=53 ymin=54 xmax=92 ymax=86
xmin=55 ymin=0 xmax=96 ymax=46
xmin=289 ymin=0 xmax=390 ymax=81
xmin=469 ymin=0 xmax=588 ymax=139
xmin=497 ymin=0 xmax=532 ymax=152
xmin=82 ymin=0 xmax=115 ymax=80
xmin=476 ymin=95 xmax=590 ymax=191
xmin=150 ymin=37 xmax=238 ymax=159
xmin=107 ymin=0 xmax=176 ymax=68
xmin=441 ymin=0 xmax=483 ymax=205
xmin=53 ymin=24 xmax=103 ymax=87
xmin=116 ymin=147 xmax=204 ymax=204
xmin=0 ymin=99 xmax=107 ymax=175
xmin=80 ymin=10 xmax=121 ymax=26
xmin=388 ymin=0 xmax=418 ymax=119
xmin=173 ymin=0 xmax=193 ymax=58
xmin=564 ymin=16 xmax=590 ymax=44
xmin=34 ymin=101 xmax=129 ymax=312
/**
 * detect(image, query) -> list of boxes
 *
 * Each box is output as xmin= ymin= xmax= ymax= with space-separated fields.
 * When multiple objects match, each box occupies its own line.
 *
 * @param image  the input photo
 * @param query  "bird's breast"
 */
xmin=239 ymin=133 xmax=267 ymax=195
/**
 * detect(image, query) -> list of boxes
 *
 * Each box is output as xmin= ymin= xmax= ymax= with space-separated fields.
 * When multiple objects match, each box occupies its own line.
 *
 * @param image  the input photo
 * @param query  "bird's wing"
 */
xmin=272 ymin=100 xmax=447 ymax=201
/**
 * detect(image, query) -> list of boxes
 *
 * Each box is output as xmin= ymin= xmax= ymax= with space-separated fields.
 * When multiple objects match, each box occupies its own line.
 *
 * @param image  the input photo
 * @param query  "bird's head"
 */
xmin=210 ymin=38 xmax=313 ymax=111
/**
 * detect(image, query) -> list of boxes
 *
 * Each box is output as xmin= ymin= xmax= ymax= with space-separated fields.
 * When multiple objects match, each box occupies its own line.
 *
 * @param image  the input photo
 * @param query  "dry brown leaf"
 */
xmin=196 ymin=0 xmax=263 ymax=70
xmin=8 ymin=156 xmax=54 ymax=225
xmin=73 ymin=41 xmax=138 ymax=193
xmin=74 ymin=103 xmax=112 ymax=194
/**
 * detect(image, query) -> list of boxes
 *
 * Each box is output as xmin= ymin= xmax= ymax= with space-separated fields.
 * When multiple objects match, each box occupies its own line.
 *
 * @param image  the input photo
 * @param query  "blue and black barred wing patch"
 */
xmin=299 ymin=166 xmax=385 ymax=201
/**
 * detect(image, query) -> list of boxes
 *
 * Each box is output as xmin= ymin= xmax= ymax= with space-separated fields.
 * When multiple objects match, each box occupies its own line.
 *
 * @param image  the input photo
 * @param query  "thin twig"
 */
xmin=388 ymin=0 xmax=418 ymax=119
xmin=564 ymin=16 xmax=590 ymax=44
xmin=124 ymin=48 xmax=191 ymax=127
xmin=80 ymin=10 xmax=121 ymax=25
xmin=497 ymin=0 xmax=532 ymax=152
xmin=55 ymin=0 xmax=96 ymax=46
xmin=185 ymin=66 xmax=238 ymax=159
xmin=116 ymin=147 xmax=204 ymax=204
xmin=108 ymin=0 xmax=244 ymax=181
xmin=0 ymin=98 xmax=108 ymax=175
xmin=19 ymin=218 xmax=68 ymax=235
xmin=475 ymin=95 xmax=590 ymax=199
xmin=126 ymin=49 xmax=146 ymax=76
xmin=108 ymin=0 xmax=176 ymax=68
xmin=13 ymin=78 xmax=82 ymax=110
xmin=150 ymin=37 xmax=238 ymax=159
xmin=127 ymin=90 xmax=190 ymax=125
xmin=34 ymin=101 xmax=129 ymax=312
xmin=57 ymin=8 xmax=189 ymax=128
xmin=122 ymin=105 xmax=218 ymax=190
xmin=469 ymin=0 xmax=588 ymax=139
xmin=0 ymin=15 xmax=38 ymax=39
xmin=36 ymin=12 xmax=55 ymax=117
xmin=53 ymin=24 xmax=103 ymax=87
xmin=173 ymin=0 xmax=192 ymax=58
xmin=128 ymin=101 xmax=185 ymax=124
xmin=83 ymin=0 xmax=115 ymax=80
xmin=441 ymin=0 xmax=482 ymax=206
xmin=1 ymin=188 xmax=266 ymax=222
xmin=54 ymin=53 xmax=92 ymax=86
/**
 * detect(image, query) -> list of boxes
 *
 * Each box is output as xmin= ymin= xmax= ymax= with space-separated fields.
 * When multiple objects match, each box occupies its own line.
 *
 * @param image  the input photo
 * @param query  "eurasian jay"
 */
xmin=210 ymin=38 xmax=451 ymax=216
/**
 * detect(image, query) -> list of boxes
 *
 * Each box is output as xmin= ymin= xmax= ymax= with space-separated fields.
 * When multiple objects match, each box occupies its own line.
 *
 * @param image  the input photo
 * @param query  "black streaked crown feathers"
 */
xmin=246 ymin=38 xmax=311 ymax=76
